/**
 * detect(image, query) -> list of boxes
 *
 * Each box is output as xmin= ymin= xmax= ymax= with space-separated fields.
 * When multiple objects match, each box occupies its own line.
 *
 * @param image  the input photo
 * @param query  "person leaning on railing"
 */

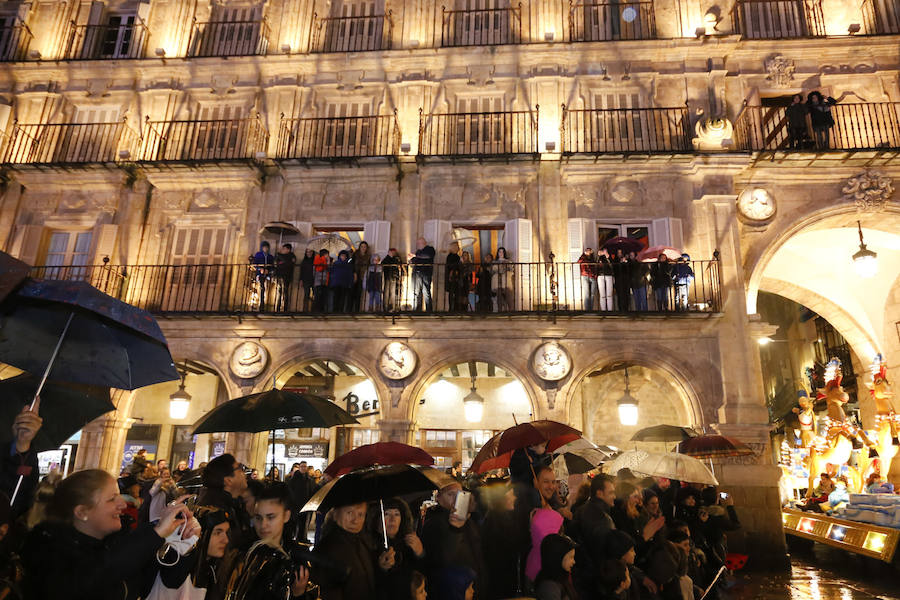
xmin=409 ymin=237 xmax=436 ymax=312
xmin=381 ymin=248 xmax=403 ymax=312
xmin=650 ymin=255 xmax=673 ymax=311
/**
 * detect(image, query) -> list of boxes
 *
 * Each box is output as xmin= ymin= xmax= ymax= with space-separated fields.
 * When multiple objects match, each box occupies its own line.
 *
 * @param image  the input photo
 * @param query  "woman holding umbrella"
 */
xmin=22 ymin=469 xmax=193 ymax=600
xmin=368 ymin=497 xmax=425 ymax=600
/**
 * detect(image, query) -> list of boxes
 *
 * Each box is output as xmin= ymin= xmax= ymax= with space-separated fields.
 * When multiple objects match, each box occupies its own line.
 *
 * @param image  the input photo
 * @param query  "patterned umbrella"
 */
xmin=632 ymin=452 xmax=719 ymax=486
xmin=604 ymin=449 xmax=650 ymax=475
xmin=677 ymin=434 xmax=754 ymax=459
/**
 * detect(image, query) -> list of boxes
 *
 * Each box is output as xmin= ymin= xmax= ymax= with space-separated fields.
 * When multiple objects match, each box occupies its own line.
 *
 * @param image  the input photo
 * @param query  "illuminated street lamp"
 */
xmin=852 ymin=221 xmax=878 ymax=278
xmin=617 ymin=368 xmax=639 ymax=426
xmin=169 ymin=371 xmax=191 ymax=419
xmin=463 ymin=373 xmax=484 ymax=423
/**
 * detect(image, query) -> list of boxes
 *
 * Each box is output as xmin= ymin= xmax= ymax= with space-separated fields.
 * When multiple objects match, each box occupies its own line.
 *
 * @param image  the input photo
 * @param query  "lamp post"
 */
xmin=852 ymin=221 xmax=878 ymax=278
xmin=617 ymin=368 xmax=639 ymax=426
xmin=169 ymin=371 xmax=191 ymax=419
xmin=463 ymin=373 xmax=484 ymax=423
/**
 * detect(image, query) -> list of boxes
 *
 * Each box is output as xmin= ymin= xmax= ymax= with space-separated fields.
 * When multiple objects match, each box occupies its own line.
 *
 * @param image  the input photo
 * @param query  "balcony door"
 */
xmin=453 ymin=0 xmax=510 ymax=45
xmin=591 ymin=92 xmax=645 ymax=151
xmin=455 ymin=96 xmax=504 ymax=155
xmin=194 ymin=104 xmax=244 ymax=160
xmin=41 ymin=231 xmax=93 ymax=281
xmin=323 ymin=102 xmax=372 ymax=156
xmin=59 ymin=106 xmax=119 ymax=163
xmin=737 ymin=0 xmax=808 ymax=38
xmin=327 ymin=0 xmax=384 ymax=51
xmin=207 ymin=5 xmax=262 ymax=56
xmin=162 ymin=227 xmax=231 ymax=312
xmin=96 ymin=14 xmax=137 ymax=58
xmin=0 ymin=15 xmax=20 ymax=61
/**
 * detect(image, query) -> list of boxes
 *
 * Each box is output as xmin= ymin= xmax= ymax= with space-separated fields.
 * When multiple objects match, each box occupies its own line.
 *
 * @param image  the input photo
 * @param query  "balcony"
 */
xmin=310 ymin=12 xmax=393 ymax=52
xmin=29 ymin=259 xmax=722 ymax=316
xmin=187 ymin=18 xmax=268 ymax=57
xmin=0 ymin=19 xmax=31 ymax=61
xmin=276 ymin=114 xmax=401 ymax=159
xmin=568 ymin=1 xmax=656 ymax=41
xmin=733 ymin=0 xmax=825 ymax=39
xmin=2 ymin=121 xmax=141 ymax=165
xmin=64 ymin=18 xmax=148 ymax=60
xmin=440 ymin=4 xmax=522 ymax=47
xmin=862 ymin=0 xmax=900 ymax=34
xmin=419 ymin=109 xmax=539 ymax=157
xmin=140 ymin=117 xmax=269 ymax=162
xmin=561 ymin=106 xmax=692 ymax=154
xmin=733 ymin=103 xmax=900 ymax=152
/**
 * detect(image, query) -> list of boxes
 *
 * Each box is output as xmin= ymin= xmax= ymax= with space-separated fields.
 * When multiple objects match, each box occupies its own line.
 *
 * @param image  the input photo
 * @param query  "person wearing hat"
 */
xmin=368 ymin=497 xmax=425 ymax=600
xmin=604 ymin=529 xmax=658 ymax=599
xmin=533 ymin=534 xmax=577 ymax=600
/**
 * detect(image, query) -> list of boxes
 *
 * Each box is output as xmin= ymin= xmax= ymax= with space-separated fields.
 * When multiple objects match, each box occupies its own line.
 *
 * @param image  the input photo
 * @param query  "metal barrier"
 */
xmin=734 ymin=103 xmax=900 ymax=152
xmin=187 ymin=18 xmax=269 ymax=57
xmin=29 ymin=259 xmax=722 ymax=316
xmin=0 ymin=20 xmax=32 ymax=61
xmin=310 ymin=12 xmax=393 ymax=52
xmin=276 ymin=114 xmax=401 ymax=159
xmin=64 ymin=18 xmax=148 ymax=59
xmin=2 ymin=121 xmax=141 ymax=164
xmin=140 ymin=117 xmax=269 ymax=161
xmin=568 ymin=1 xmax=656 ymax=41
xmin=732 ymin=0 xmax=825 ymax=38
xmin=441 ymin=4 xmax=522 ymax=46
xmin=561 ymin=106 xmax=691 ymax=153
xmin=862 ymin=0 xmax=900 ymax=34
xmin=419 ymin=108 xmax=539 ymax=156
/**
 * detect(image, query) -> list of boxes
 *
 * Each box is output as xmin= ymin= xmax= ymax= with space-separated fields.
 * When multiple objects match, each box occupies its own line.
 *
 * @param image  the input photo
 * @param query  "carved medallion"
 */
xmin=229 ymin=341 xmax=269 ymax=379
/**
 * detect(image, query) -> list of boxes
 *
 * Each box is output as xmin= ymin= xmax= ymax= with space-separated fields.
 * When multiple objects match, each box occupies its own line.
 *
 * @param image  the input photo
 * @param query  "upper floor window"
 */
xmin=189 ymin=4 xmax=267 ymax=57
xmin=319 ymin=0 xmax=388 ymax=52
xmin=42 ymin=230 xmax=93 ymax=280
xmin=443 ymin=0 xmax=518 ymax=46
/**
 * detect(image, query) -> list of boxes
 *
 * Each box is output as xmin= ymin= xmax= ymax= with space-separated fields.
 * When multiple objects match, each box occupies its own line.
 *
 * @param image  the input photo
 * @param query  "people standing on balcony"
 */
xmin=446 ymin=242 xmax=462 ymax=312
xmin=382 ymin=248 xmax=402 ymax=312
xmin=627 ymin=251 xmax=650 ymax=311
xmin=351 ymin=241 xmax=372 ymax=313
xmin=329 ymin=250 xmax=354 ymax=313
xmin=597 ymin=249 xmax=615 ymax=311
xmin=807 ymin=91 xmax=837 ymax=149
xmin=410 ymin=237 xmax=436 ymax=312
xmin=493 ymin=246 xmax=513 ymax=312
xmin=577 ymin=248 xmax=598 ymax=311
xmin=786 ymin=93 xmax=810 ymax=150
xmin=251 ymin=241 xmax=275 ymax=311
xmin=673 ymin=254 xmax=694 ymax=311
xmin=650 ymin=254 xmax=673 ymax=311
xmin=367 ymin=255 xmax=383 ymax=312
xmin=460 ymin=251 xmax=476 ymax=311
xmin=477 ymin=254 xmax=494 ymax=312
xmin=300 ymin=249 xmax=316 ymax=312
xmin=275 ymin=243 xmax=297 ymax=312
xmin=612 ymin=249 xmax=630 ymax=312
xmin=313 ymin=249 xmax=331 ymax=313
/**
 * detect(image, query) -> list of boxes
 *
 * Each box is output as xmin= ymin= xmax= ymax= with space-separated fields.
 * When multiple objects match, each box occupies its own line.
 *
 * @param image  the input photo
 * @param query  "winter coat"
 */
xmin=329 ymin=258 xmax=354 ymax=289
xmin=314 ymin=526 xmax=378 ymax=600
xmin=421 ymin=506 xmax=487 ymax=600
xmin=786 ymin=102 xmax=809 ymax=129
xmin=577 ymin=253 xmax=596 ymax=277
xmin=808 ymin=97 xmax=837 ymax=129
xmin=446 ymin=252 xmax=462 ymax=285
xmin=366 ymin=265 xmax=383 ymax=293
xmin=627 ymin=258 xmax=650 ymax=289
xmin=526 ymin=509 xmax=565 ymax=581
xmin=300 ymin=255 xmax=315 ymax=287
xmin=650 ymin=262 xmax=673 ymax=289
xmin=410 ymin=245 xmax=436 ymax=277
xmin=274 ymin=251 xmax=296 ymax=279
xmin=381 ymin=254 xmax=402 ymax=281
xmin=313 ymin=255 xmax=330 ymax=287
xmin=673 ymin=262 xmax=694 ymax=285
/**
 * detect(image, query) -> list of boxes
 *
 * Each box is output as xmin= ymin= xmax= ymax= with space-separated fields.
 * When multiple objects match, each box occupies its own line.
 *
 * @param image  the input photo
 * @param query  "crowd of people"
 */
xmin=0 ymin=411 xmax=742 ymax=600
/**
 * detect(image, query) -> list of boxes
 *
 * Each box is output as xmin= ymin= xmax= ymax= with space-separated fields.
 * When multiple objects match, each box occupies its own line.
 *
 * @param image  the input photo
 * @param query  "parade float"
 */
xmin=779 ymin=356 xmax=900 ymax=562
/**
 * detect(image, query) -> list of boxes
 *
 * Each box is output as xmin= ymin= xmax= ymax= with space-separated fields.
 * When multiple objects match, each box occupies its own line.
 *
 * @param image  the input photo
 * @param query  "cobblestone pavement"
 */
xmin=724 ymin=542 xmax=899 ymax=600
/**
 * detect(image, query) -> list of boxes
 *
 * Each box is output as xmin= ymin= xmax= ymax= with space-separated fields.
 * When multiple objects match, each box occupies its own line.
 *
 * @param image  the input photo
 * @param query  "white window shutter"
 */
xmin=423 ymin=220 xmax=452 ymax=255
xmin=93 ymin=224 xmax=118 ymax=263
xmin=567 ymin=218 xmax=596 ymax=262
xmin=363 ymin=220 xmax=391 ymax=257
xmin=650 ymin=218 xmax=684 ymax=249
xmin=12 ymin=225 xmax=43 ymax=265
xmin=293 ymin=222 xmax=313 ymax=242
xmin=504 ymin=218 xmax=532 ymax=262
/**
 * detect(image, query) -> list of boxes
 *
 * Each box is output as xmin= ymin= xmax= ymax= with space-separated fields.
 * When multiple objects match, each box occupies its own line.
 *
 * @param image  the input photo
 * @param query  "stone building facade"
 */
xmin=1 ymin=0 xmax=900 ymax=558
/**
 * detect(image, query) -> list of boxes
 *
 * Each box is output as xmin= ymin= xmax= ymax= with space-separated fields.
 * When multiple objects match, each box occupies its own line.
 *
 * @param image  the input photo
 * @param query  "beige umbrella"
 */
xmin=632 ymin=451 xmax=719 ymax=486
xmin=604 ymin=449 xmax=650 ymax=475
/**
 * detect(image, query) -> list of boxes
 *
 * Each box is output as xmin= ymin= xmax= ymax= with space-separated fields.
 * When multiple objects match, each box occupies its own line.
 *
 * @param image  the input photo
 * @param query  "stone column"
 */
xmin=378 ymin=419 xmax=415 ymax=444
xmin=73 ymin=390 xmax=137 ymax=474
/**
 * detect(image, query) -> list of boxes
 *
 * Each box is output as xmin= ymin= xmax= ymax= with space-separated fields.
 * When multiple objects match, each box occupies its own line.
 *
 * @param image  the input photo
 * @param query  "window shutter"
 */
xmin=293 ymin=222 xmax=313 ymax=241
xmin=503 ymin=218 xmax=532 ymax=262
xmin=363 ymin=220 xmax=391 ymax=258
xmin=87 ymin=1 xmax=105 ymax=26
xmin=650 ymin=218 xmax=684 ymax=249
xmin=423 ymin=220 xmax=452 ymax=256
xmin=93 ymin=224 xmax=118 ymax=263
xmin=14 ymin=225 xmax=43 ymax=265
xmin=567 ymin=218 xmax=596 ymax=262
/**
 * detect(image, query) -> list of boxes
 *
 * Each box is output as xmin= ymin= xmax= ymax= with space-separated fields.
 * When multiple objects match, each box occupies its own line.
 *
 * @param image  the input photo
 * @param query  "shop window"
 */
xmin=424 ymin=429 xmax=457 ymax=448
xmin=170 ymin=425 xmax=197 ymax=468
xmin=351 ymin=428 xmax=380 ymax=448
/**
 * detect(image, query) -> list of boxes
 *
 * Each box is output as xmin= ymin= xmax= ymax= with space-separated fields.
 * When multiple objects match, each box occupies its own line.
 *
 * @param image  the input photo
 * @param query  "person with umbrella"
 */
xmin=197 ymin=454 xmax=254 ymax=549
xmin=368 ymin=497 xmax=425 ymax=600
xmin=299 ymin=248 xmax=316 ymax=312
xmin=1 ymin=399 xmax=42 ymax=517
xmin=612 ymin=248 xmax=630 ymax=311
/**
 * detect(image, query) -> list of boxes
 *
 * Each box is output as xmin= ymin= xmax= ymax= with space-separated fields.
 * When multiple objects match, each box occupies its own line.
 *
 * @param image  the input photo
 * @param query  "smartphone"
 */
xmin=452 ymin=490 xmax=472 ymax=520
xmin=719 ymin=492 xmax=728 ymax=500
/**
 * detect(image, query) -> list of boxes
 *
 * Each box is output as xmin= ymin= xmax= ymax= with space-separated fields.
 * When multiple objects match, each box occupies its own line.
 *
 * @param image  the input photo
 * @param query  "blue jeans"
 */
xmin=581 ymin=276 xmax=598 ymax=311
xmin=412 ymin=271 xmax=433 ymax=311
xmin=654 ymin=286 xmax=670 ymax=311
xmin=633 ymin=286 xmax=648 ymax=311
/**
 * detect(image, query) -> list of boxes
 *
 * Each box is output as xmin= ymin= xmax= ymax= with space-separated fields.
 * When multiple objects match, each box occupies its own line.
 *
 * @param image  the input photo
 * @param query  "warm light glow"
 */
xmin=169 ymin=398 xmax=190 ymax=419
xmin=828 ymin=525 xmax=846 ymax=541
xmin=757 ymin=336 xmax=772 ymax=346
xmin=799 ymin=518 xmax=815 ymax=533
xmin=853 ymin=221 xmax=878 ymax=278
xmin=464 ymin=397 xmax=484 ymax=422
xmin=864 ymin=532 xmax=886 ymax=552
xmin=618 ymin=402 xmax=639 ymax=426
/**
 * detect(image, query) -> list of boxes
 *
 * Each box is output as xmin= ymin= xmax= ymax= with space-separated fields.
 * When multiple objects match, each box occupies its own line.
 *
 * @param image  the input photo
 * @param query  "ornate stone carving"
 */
xmin=764 ymin=54 xmax=795 ymax=87
xmin=842 ymin=171 xmax=894 ymax=211
xmin=692 ymin=117 xmax=734 ymax=151
xmin=229 ymin=341 xmax=268 ymax=379
xmin=610 ymin=180 xmax=640 ymax=204
xmin=736 ymin=188 xmax=776 ymax=222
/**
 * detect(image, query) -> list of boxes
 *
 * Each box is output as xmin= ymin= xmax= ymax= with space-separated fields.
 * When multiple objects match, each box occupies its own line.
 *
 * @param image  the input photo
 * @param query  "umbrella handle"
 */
xmin=380 ymin=499 xmax=388 ymax=550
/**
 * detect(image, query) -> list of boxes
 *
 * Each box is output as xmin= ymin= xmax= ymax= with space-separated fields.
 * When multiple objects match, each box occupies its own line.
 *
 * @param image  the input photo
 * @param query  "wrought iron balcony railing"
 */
xmin=732 ymin=0 xmax=825 ymax=38
xmin=733 ymin=103 xmax=900 ymax=152
xmin=28 ymin=259 xmax=722 ymax=316
xmin=0 ymin=20 xmax=32 ymax=61
xmin=2 ymin=121 xmax=141 ymax=164
xmin=64 ymin=18 xmax=148 ymax=59
xmin=441 ymin=3 xmax=522 ymax=47
xmin=862 ymin=0 xmax=900 ymax=34
xmin=140 ymin=117 xmax=269 ymax=162
xmin=568 ymin=1 xmax=656 ymax=41
xmin=276 ymin=113 xmax=401 ymax=159
xmin=187 ymin=18 xmax=269 ymax=57
xmin=310 ymin=12 xmax=393 ymax=52
xmin=561 ymin=106 xmax=692 ymax=154
xmin=419 ymin=108 xmax=539 ymax=157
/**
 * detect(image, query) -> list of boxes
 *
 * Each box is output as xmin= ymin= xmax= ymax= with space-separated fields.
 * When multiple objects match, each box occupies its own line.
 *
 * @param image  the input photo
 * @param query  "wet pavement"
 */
xmin=724 ymin=541 xmax=899 ymax=600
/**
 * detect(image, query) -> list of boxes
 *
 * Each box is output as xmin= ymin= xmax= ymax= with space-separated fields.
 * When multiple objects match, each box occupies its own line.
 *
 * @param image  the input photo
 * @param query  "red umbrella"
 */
xmin=470 ymin=420 xmax=580 ymax=474
xmin=677 ymin=434 xmax=754 ymax=459
xmin=324 ymin=441 xmax=434 ymax=477
xmin=637 ymin=246 xmax=682 ymax=262
xmin=602 ymin=236 xmax=644 ymax=255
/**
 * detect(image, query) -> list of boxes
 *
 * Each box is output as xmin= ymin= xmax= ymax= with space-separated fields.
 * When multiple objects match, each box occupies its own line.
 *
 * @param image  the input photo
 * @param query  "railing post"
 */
xmin=534 ymin=104 xmax=540 ymax=154
xmin=560 ymin=103 xmax=568 ymax=154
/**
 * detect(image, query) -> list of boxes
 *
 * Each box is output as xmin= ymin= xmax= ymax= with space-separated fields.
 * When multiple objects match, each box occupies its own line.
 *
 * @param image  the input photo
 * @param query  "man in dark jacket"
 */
xmin=328 ymin=250 xmax=354 ymax=313
xmin=446 ymin=242 xmax=462 ymax=312
xmin=251 ymin=241 xmax=275 ymax=310
xmin=409 ymin=237 xmax=436 ymax=312
xmin=626 ymin=251 xmax=650 ymax=311
xmin=197 ymin=453 xmax=253 ymax=550
xmin=572 ymin=474 xmax=617 ymax=597
xmin=650 ymin=255 xmax=673 ymax=311
xmin=381 ymin=248 xmax=402 ymax=312
xmin=274 ymin=243 xmax=297 ymax=311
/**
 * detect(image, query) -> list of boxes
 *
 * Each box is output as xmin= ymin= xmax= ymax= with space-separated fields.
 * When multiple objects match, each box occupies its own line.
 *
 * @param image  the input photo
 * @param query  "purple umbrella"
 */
xmin=602 ymin=236 xmax=645 ymax=255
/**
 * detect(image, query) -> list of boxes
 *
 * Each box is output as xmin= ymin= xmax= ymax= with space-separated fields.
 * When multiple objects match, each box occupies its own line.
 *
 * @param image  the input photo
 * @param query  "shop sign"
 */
xmin=286 ymin=442 xmax=329 ymax=459
xmin=212 ymin=441 xmax=226 ymax=458
xmin=121 ymin=443 xmax=156 ymax=474
xmin=343 ymin=392 xmax=380 ymax=418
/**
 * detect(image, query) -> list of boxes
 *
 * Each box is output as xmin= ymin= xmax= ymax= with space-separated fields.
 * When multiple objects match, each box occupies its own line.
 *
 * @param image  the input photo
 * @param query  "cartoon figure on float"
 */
xmin=791 ymin=390 xmax=816 ymax=448
xmin=806 ymin=358 xmax=873 ymax=495
xmin=863 ymin=354 xmax=899 ymax=481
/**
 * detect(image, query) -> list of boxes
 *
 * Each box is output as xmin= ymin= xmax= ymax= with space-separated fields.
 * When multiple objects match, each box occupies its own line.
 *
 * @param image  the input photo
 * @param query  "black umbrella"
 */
xmin=630 ymin=424 xmax=699 ymax=443
xmin=0 ymin=251 xmax=30 ymax=302
xmin=192 ymin=388 xmax=358 ymax=472
xmin=0 ymin=374 xmax=114 ymax=452
xmin=0 ymin=279 xmax=179 ymax=391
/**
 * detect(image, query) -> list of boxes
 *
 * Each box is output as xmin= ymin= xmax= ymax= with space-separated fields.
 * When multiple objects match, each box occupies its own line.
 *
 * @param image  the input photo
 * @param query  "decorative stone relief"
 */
xmin=610 ymin=180 xmax=640 ymax=204
xmin=435 ymin=182 xmax=525 ymax=220
xmin=764 ymin=54 xmax=795 ymax=87
xmin=229 ymin=341 xmax=269 ymax=379
xmin=692 ymin=117 xmax=734 ymax=151
xmin=532 ymin=341 xmax=572 ymax=382
xmin=842 ymin=171 xmax=894 ymax=211
xmin=736 ymin=188 xmax=776 ymax=223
